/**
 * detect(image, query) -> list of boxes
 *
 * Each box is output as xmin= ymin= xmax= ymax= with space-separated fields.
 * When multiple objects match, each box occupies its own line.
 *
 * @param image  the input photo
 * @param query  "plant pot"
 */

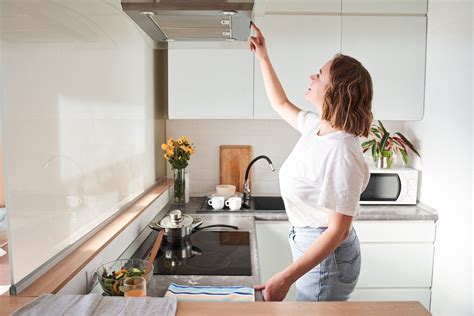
xmin=375 ymin=155 xmax=393 ymax=168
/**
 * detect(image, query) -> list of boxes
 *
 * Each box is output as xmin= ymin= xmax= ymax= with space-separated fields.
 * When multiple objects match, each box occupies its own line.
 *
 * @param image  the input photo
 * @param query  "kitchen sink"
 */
xmin=251 ymin=196 xmax=285 ymax=211
xmin=198 ymin=196 xmax=285 ymax=212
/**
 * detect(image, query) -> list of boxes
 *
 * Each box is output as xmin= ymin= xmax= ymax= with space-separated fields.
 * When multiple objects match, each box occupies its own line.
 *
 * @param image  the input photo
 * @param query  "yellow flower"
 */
xmin=177 ymin=139 xmax=183 ymax=145
xmin=182 ymin=136 xmax=189 ymax=143
xmin=163 ymin=153 xmax=169 ymax=159
xmin=166 ymin=148 xmax=173 ymax=156
xmin=161 ymin=144 xmax=168 ymax=150
xmin=167 ymin=138 xmax=174 ymax=147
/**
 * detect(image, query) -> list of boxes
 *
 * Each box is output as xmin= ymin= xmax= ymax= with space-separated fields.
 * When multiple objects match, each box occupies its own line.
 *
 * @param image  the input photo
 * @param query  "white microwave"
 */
xmin=360 ymin=167 xmax=419 ymax=205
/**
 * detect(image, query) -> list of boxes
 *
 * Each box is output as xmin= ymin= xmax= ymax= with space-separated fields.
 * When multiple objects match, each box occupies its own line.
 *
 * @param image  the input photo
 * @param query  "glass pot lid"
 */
xmin=159 ymin=209 xmax=194 ymax=229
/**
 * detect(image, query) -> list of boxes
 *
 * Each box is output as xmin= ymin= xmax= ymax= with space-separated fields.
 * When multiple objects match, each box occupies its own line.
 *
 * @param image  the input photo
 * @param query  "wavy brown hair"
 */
xmin=321 ymin=54 xmax=373 ymax=137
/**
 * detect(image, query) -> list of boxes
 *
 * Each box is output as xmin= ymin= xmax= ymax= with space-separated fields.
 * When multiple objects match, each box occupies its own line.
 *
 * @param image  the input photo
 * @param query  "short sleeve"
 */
xmin=296 ymin=111 xmax=321 ymax=136
xmin=317 ymin=158 xmax=365 ymax=217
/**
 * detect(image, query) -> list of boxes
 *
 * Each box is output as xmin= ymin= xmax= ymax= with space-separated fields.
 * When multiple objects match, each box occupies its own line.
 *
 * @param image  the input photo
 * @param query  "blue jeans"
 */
xmin=288 ymin=226 xmax=361 ymax=301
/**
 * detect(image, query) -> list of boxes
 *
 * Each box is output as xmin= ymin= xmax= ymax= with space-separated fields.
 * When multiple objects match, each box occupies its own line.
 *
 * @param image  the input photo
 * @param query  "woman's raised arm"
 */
xmin=248 ymin=22 xmax=301 ymax=129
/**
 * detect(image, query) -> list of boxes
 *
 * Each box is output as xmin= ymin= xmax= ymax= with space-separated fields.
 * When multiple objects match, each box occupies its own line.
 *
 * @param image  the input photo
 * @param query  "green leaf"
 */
xmin=378 ymin=120 xmax=387 ymax=134
xmin=371 ymin=142 xmax=378 ymax=161
xmin=370 ymin=128 xmax=381 ymax=139
xmin=379 ymin=132 xmax=390 ymax=152
xmin=395 ymin=132 xmax=420 ymax=157
xmin=391 ymin=138 xmax=405 ymax=150
xmin=361 ymin=140 xmax=375 ymax=149
xmin=399 ymin=147 xmax=409 ymax=165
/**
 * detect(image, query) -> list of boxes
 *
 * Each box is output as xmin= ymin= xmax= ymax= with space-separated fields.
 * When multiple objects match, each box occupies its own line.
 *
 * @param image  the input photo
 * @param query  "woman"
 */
xmin=249 ymin=23 xmax=373 ymax=302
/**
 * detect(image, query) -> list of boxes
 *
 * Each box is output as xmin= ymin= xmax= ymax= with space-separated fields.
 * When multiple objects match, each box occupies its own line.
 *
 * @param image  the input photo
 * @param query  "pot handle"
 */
xmin=191 ymin=217 xmax=203 ymax=230
xmin=149 ymin=222 xmax=162 ymax=231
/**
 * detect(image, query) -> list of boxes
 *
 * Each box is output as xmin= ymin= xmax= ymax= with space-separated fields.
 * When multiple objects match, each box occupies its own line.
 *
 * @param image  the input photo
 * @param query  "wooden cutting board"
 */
xmin=219 ymin=145 xmax=252 ymax=193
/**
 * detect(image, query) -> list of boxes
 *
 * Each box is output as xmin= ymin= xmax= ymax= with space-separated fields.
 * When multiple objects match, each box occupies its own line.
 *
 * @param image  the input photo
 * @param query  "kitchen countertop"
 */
xmin=180 ymin=197 xmax=438 ymax=221
xmin=0 ymin=296 xmax=431 ymax=316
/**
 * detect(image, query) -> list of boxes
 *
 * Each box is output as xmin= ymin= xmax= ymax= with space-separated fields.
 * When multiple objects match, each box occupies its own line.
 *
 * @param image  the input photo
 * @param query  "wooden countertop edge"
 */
xmin=17 ymin=178 xmax=173 ymax=296
xmin=0 ymin=297 xmax=431 ymax=316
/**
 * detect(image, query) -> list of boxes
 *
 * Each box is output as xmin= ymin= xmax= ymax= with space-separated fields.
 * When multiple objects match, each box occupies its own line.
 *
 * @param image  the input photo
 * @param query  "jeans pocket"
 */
xmin=333 ymin=238 xmax=361 ymax=284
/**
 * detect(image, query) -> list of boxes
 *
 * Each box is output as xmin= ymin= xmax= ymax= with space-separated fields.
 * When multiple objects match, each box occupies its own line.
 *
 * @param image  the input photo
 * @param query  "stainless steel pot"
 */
xmin=149 ymin=209 xmax=203 ymax=242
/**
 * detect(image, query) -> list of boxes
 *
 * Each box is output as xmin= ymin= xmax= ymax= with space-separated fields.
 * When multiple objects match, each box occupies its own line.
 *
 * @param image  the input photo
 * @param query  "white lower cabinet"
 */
xmin=351 ymin=220 xmax=436 ymax=310
xmin=255 ymin=221 xmax=296 ymax=301
xmin=255 ymin=220 xmax=435 ymax=309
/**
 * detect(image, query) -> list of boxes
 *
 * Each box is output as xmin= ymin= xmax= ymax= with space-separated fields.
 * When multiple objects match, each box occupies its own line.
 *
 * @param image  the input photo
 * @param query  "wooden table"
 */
xmin=1 ymin=296 xmax=431 ymax=316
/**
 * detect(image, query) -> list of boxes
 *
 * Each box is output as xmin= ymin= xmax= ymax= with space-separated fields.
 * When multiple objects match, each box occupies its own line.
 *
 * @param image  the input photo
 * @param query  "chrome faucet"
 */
xmin=242 ymin=155 xmax=275 ymax=209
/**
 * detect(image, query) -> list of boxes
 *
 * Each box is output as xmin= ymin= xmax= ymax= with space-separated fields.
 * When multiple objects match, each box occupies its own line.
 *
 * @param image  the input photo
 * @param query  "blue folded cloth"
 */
xmin=165 ymin=283 xmax=255 ymax=302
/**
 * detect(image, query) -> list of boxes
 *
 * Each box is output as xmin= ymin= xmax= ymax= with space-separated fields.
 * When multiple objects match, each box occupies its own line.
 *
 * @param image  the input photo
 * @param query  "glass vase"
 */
xmin=173 ymin=168 xmax=186 ymax=205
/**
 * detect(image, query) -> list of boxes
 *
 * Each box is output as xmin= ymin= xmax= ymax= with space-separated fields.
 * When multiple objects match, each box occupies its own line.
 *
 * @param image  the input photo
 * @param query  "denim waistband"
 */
xmin=290 ymin=225 xmax=356 ymax=236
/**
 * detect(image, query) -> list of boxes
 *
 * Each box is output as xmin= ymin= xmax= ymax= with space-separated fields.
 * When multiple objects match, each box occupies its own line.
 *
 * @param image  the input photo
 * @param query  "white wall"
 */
xmin=0 ymin=0 xmax=157 ymax=286
xmin=405 ymin=0 xmax=473 ymax=314
xmin=166 ymin=119 xmax=300 ymax=195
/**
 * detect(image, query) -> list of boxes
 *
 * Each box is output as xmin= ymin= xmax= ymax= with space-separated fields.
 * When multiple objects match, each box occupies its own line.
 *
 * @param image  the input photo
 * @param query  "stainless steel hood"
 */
xmin=121 ymin=1 xmax=254 ymax=43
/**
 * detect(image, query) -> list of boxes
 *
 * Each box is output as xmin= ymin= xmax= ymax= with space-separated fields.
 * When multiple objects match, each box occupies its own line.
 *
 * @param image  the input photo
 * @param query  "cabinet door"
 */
xmin=254 ymin=14 xmax=341 ymax=119
xmin=341 ymin=16 xmax=426 ymax=120
xmin=168 ymin=49 xmax=253 ymax=119
xmin=357 ymin=243 xmax=434 ymax=288
xmin=265 ymin=0 xmax=341 ymax=14
xmin=255 ymin=221 xmax=296 ymax=300
xmin=342 ymin=0 xmax=427 ymax=14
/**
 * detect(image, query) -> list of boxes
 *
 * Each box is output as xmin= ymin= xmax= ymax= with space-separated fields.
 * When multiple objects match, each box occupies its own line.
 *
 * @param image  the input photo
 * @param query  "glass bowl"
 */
xmin=96 ymin=259 xmax=153 ymax=296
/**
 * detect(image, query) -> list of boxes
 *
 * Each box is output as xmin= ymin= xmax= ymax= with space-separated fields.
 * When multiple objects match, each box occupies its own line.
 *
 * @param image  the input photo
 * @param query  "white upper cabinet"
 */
xmin=264 ymin=0 xmax=341 ymax=13
xmin=168 ymin=48 xmax=254 ymax=119
xmin=254 ymin=14 xmax=341 ymax=119
xmin=341 ymin=16 xmax=426 ymax=120
xmin=342 ymin=0 xmax=427 ymax=14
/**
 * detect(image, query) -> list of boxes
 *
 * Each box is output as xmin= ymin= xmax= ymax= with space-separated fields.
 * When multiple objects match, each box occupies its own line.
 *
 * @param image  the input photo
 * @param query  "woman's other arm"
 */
xmin=254 ymin=211 xmax=353 ymax=301
xmin=248 ymin=23 xmax=301 ymax=129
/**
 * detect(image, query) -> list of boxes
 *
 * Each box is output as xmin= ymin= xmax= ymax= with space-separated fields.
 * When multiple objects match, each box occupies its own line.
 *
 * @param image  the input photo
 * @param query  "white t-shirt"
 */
xmin=279 ymin=111 xmax=369 ymax=228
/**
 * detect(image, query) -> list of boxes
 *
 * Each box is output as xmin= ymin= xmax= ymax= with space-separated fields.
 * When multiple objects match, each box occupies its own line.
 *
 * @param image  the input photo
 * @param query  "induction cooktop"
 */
xmin=131 ymin=229 xmax=252 ymax=276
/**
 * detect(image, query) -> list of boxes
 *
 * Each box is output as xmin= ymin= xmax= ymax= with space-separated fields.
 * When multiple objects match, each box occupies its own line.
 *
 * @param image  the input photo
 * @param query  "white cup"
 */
xmin=208 ymin=196 xmax=225 ymax=210
xmin=225 ymin=197 xmax=242 ymax=211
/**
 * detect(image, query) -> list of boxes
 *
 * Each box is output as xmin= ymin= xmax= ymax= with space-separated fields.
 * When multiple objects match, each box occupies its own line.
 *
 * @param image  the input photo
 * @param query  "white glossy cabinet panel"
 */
xmin=357 ymin=243 xmax=434 ymax=287
xmin=256 ymin=220 xmax=435 ymax=307
xmin=254 ymin=14 xmax=341 ymax=118
xmin=353 ymin=220 xmax=436 ymax=242
xmin=255 ymin=221 xmax=296 ymax=301
xmin=342 ymin=0 xmax=427 ymax=14
xmin=341 ymin=16 xmax=427 ymax=120
xmin=265 ymin=0 xmax=341 ymax=13
xmin=168 ymin=49 xmax=253 ymax=119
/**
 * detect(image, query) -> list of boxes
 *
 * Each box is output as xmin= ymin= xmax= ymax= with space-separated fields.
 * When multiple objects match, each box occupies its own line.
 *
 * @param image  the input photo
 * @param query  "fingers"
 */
xmin=253 ymin=283 xmax=266 ymax=290
xmin=250 ymin=21 xmax=264 ymax=42
xmin=248 ymin=36 xmax=259 ymax=52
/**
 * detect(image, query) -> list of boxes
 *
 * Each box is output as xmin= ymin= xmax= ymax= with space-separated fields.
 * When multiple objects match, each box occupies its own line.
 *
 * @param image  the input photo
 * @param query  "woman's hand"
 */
xmin=248 ymin=22 xmax=269 ymax=61
xmin=254 ymin=272 xmax=292 ymax=301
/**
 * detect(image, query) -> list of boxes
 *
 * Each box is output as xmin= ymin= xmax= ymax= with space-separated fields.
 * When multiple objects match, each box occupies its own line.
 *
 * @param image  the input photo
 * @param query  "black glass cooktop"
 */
xmin=131 ymin=230 xmax=251 ymax=276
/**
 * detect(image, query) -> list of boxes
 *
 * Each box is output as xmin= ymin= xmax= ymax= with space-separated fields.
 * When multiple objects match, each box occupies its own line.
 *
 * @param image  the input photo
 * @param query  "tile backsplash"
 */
xmin=166 ymin=120 xmax=301 ymax=196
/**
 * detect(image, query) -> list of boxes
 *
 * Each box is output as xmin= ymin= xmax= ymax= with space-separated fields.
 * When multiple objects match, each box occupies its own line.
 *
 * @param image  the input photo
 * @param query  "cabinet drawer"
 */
xmin=358 ymin=243 xmax=434 ymax=287
xmin=353 ymin=221 xmax=436 ymax=242
xmin=351 ymin=288 xmax=431 ymax=310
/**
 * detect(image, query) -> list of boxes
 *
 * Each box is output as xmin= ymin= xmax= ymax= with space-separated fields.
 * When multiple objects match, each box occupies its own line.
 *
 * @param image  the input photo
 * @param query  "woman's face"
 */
xmin=305 ymin=60 xmax=333 ymax=114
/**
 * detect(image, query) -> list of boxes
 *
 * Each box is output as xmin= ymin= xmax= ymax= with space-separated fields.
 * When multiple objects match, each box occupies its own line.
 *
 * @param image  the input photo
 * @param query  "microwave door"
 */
xmin=360 ymin=174 xmax=402 ymax=204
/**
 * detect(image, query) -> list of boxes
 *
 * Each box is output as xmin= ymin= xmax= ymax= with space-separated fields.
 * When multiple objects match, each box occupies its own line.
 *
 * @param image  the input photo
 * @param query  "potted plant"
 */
xmin=362 ymin=121 xmax=420 ymax=168
xmin=161 ymin=136 xmax=195 ymax=204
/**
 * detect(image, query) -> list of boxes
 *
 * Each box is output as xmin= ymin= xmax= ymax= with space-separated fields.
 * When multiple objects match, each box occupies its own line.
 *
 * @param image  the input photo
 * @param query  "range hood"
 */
xmin=121 ymin=0 xmax=254 ymax=43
